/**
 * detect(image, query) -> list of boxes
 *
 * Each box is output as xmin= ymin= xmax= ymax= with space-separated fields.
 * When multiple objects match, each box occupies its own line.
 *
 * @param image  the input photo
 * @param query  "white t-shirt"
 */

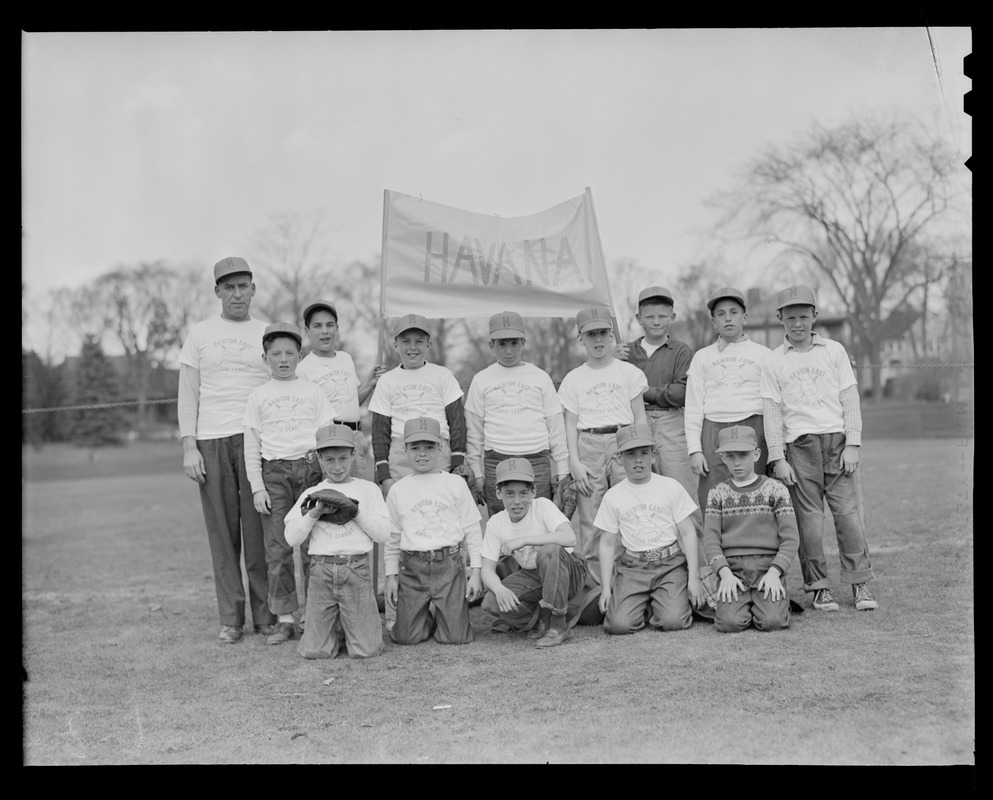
xmin=481 ymin=497 xmax=573 ymax=569
xmin=178 ymin=315 xmax=269 ymax=438
xmin=243 ymin=377 xmax=337 ymax=460
xmin=296 ymin=350 xmax=362 ymax=423
xmin=684 ymin=337 xmax=771 ymax=453
xmin=283 ymin=477 xmax=390 ymax=555
xmin=368 ymin=362 xmax=464 ymax=441
xmin=761 ymin=336 xmax=858 ymax=442
xmin=384 ymin=471 xmax=482 ymax=574
xmin=465 ymin=361 xmax=565 ymax=456
xmin=557 ymin=360 xmax=648 ymax=429
xmin=593 ymin=474 xmax=698 ymax=551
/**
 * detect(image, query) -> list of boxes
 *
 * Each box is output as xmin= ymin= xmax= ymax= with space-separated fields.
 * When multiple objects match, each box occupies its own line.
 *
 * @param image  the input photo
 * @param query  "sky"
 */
xmin=22 ymin=28 xmax=971 ymax=321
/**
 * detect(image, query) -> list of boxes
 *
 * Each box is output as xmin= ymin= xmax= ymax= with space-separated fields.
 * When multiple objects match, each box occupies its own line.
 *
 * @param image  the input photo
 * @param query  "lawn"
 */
xmin=21 ymin=438 xmax=974 ymax=766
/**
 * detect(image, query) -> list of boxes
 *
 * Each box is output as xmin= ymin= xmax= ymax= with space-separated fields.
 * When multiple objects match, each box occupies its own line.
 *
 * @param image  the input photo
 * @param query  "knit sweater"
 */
xmin=702 ymin=475 xmax=799 ymax=578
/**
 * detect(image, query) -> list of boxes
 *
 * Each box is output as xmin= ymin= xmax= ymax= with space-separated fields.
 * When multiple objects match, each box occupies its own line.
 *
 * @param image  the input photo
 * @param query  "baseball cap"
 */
xmin=489 ymin=311 xmax=526 ymax=338
xmin=576 ymin=306 xmax=613 ymax=334
xmin=262 ymin=321 xmax=303 ymax=348
xmin=775 ymin=285 xmax=817 ymax=310
xmin=615 ymin=424 xmax=655 ymax=452
xmin=637 ymin=286 xmax=675 ymax=306
xmin=213 ymin=256 xmax=253 ymax=284
xmin=715 ymin=425 xmax=759 ymax=452
xmin=707 ymin=286 xmax=747 ymax=313
xmin=315 ymin=423 xmax=355 ymax=450
xmin=303 ymin=299 xmax=338 ymax=326
xmin=392 ymin=313 xmax=432 ymax=338
xmin=403 ymin=416 xmax=444 ymax=444
xmin=495 ymin=457 xmax=535 ymax=485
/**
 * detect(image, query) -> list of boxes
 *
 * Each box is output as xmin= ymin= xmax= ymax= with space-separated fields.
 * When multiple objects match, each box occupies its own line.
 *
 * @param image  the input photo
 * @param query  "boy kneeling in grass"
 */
xmin=702 ymin=426 xmax=799 ymax=633
xmin=480 ymin=458 xmax=587 ymax=648
xmin=284 ymin=424 xmax=391 ymax=658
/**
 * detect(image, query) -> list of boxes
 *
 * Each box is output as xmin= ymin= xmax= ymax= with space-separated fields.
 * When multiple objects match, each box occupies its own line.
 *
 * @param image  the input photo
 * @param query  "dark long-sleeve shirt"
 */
xmin=623 ymin=336 xmax=693 ymax=410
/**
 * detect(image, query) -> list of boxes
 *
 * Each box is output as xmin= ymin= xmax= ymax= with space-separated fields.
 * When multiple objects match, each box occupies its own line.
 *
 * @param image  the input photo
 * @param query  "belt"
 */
xmin=337 ymin=420 xmax=362 ymax=431
xmin=311 ymin=553 xmax=368 ymax=564
xmin=579 ymin=425 xmax=619 ymax=434
xmin=403 ymin=545 xmax=461 ymax=561
xmin=626 ymin=542 xmax=681 ymax=563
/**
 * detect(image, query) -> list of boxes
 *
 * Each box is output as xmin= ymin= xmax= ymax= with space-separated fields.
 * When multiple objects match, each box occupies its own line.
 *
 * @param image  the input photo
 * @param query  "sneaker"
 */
xmin=266 ymin=621 xmax=296 ymax=645
xmin=853 ymin=583 xmax=878 ymax=611
xmin=218 ymin=625 xmax=243 ymax=644
xmin=533 ymin=627 xmax=572 ymax=648
xmin=812 ymin=588 xmax=840 ymax=612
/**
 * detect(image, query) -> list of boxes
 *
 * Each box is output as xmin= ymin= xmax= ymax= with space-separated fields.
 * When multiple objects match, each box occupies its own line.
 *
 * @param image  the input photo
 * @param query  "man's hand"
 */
xmin=614 ymin=343 xmax=631 ymax=360
xmin=840 ymin=445 xmax=861 ymax=476
xmin=687 ymin=574 xmax=706 ymax=609
xmin=385 ymin=575 xmax=399 ymax=610
xmin=598 ymin=584 xmax=611 ymax=613
xmin=253 ymin=489 xmax=271 ymax=515
xmin=182 ymin=440 xmax=206 ymax=484
xmin=771 ymin=459 xmax=796 ymax=487
xmin=717 ymin=568 xmax=746 ymax=603
xmin=758 ymin=568 xmax=785 ymax=602
xmin=491 ymin=584 xmax=520 ymax=614
xmin=465 ymin=570 xmax=483 ymax=602
xmin=499 ymin=537 xmax=524 ymax=557
xmin=569 ymin=460 xmax=595 ymax=497
xmin=690 ymin=452 xmax=708 ymax=478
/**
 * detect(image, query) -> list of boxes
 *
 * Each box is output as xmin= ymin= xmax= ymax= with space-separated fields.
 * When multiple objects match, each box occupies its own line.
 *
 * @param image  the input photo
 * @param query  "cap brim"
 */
xmin=316 ymin=438 xmax=355 ymax=450
xmin=489 ymin=329 xmax=525 ymax=338
xmin=496 ymin=471 xmax=534 ymax=483
xmin=395 ymin=326 xmax=431 ymax=337
xmin=716 ymin=443 xmax=757 ymax=452
xmin=404 ymin=433 xmax=444 ymax=443
xmin=618 ymin=438 xmax=655 ymax=452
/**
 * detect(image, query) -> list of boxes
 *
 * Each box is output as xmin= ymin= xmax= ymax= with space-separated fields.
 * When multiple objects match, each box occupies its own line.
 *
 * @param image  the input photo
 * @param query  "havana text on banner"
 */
xmin=380 ymin=189 xmax=614 ymax=319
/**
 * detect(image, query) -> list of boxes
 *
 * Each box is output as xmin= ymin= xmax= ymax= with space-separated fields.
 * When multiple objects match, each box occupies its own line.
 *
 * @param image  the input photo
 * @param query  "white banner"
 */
xmin=380 ymin=188 xmax=614 ymax=319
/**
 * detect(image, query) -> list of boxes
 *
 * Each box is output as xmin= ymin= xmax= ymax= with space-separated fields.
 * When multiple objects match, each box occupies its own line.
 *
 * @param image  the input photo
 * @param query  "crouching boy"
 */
xmin=480 ymin=458 xmax=587 ymax=648
xmin=702 ymin=426 xmax=799 ymax=633
xmin=284 ymin=424 xmax=391 ymax=658
xmin=596 ymin=424 xmax=705 ymax=634
xmin=385 ymin=416 xmax=484 ymax=645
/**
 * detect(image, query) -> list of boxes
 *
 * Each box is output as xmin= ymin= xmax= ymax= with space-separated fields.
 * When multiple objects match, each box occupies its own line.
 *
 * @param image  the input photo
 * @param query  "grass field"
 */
xmin=21 ymin=438 xmax=975 ymax=766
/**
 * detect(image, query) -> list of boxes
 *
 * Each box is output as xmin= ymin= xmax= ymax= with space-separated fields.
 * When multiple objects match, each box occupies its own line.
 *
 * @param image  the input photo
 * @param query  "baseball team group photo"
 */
xmin=22 ymin=29 xmax=973 ymax=767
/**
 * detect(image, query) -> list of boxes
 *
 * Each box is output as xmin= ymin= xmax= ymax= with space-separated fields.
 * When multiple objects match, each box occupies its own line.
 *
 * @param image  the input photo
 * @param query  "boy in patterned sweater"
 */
xmin=702 ymin=425 xmax=799 ymax=633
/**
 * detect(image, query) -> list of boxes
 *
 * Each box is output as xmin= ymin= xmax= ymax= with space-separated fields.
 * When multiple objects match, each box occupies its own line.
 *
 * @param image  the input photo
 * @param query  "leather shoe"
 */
xmin=533 ymin=627 xmax=572 ymax=648
xmin=253 ymin=623 xmax=277 ymax=636
xmin=526 ymin=616 xmax=550 ymax=640
xmin=218 ymin=625 xmax=243 ymax=644
xmin=266 ymin=622 xmax=296 ymax=645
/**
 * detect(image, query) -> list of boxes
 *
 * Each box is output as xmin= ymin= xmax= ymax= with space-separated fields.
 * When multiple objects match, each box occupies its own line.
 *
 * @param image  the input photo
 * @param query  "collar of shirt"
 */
xmin=715 ymin=333 xmax=750 ymax=353
xmin=784 ymin=332 xmax=827 ymax=352
xmin=638 ymin=334 xmax=670 ymax=352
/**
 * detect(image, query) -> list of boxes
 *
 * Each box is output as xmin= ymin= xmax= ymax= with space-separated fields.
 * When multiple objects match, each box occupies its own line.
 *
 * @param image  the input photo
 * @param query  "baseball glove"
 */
xmin=301 ymin=488 xmax=360 ymax=525
xmin=553 ymin=475 xmax=578 ymax=521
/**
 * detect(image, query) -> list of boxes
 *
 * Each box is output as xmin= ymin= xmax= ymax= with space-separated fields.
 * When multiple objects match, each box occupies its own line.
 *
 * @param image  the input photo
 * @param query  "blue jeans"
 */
xmin=196 ymin=435 xmax=274 ymax=628
xmin=297 ymin=555 xmax=383 ymax=659
xmin=393 ymin=547 xmax=473 ymax=645
xmin=714 ymin=554 xmax=790 ymax=633
xmin=481 ymin=545 xmax=586 ymax=630
xmin=261 ymin=457 xmax=323 ymax=615
xmin=574 ymin=431 xmax=627 ymax=587
xmin=785 ymin=432 xmax=874 ymax=591
xmin=482 ymin=448 xmax=552 ymax=517
xmin=604 ymin=550 xmax=692 ymax=634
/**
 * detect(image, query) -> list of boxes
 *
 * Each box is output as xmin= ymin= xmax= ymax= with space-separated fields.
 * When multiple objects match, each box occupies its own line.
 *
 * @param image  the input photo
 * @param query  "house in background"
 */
xmin=741 ymin=287 xmax=850 ymax=350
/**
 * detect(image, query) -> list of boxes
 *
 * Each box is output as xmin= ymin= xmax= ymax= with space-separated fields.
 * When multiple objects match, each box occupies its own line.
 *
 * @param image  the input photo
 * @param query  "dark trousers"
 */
xmin=196 ymin=435 xmax=274 ymax=629
xmin=393 ymin=548 xmax=473 ymax=645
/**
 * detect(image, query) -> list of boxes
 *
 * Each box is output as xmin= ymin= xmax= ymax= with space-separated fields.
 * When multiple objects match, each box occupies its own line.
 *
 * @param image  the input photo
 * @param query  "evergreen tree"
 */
xmin=72 ymin=336 xmax=126 ymax=447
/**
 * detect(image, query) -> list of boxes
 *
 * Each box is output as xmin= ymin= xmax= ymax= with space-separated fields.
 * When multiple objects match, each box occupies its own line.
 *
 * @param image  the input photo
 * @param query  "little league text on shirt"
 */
xmin=422 ymin=232 xmax=590 ymax=288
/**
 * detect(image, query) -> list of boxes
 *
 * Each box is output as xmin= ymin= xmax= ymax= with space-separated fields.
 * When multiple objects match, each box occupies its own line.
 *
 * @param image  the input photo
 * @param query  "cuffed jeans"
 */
xmin=785 ymin=432 xmax=874 ymax=592
xmin=393 ymin=547 xmax=473 ymax=645
xmin=261 ymin=456 xmax=322 ymax=615
xmin=481 ymin=545 xmax=586 ymax=631
xmin=196 ymin=435 xmax=274 ymax=629
xmin=697 ymin=414 xmax=768 ymax=512
xmin=482 ymin=448 xmax=552 ymax=517
xmin=604 ymin=550 xmax=692 ymax=634
xmin=574 ymin=431 xmax=627 ymax=587
xmin=714 ymin=554 xmax=790 ymax=633
xmin=297 ymin=555 xmax=383 ymax=659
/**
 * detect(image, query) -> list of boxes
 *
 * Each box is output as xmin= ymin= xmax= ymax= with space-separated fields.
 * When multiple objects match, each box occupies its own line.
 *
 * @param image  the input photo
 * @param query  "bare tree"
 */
xmin=713 ymin=113 xmax=970 ymax=400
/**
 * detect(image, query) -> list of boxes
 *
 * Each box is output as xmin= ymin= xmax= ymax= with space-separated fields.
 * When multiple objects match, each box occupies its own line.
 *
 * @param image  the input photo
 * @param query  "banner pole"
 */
xmin=374 ymin=189 xmax=391 ymax=606
xmin=585 ymin=186 xmax=621 ymax=342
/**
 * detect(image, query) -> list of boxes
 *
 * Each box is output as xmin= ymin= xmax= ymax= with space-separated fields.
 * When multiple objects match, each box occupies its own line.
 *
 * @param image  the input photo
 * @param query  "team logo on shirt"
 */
xmin=785 ymin=366 xmax=827 ymax=408
xmin=587 ymin=382 xmax=623 ymax=416
xmin=260 ymin=395 xmax=310 ymax=433
xmin=316 ymin=371 xmax=352 ymax=407
xmin=409 ymin=498 xmax=449 ymax=540
xmin=393 ymin=385 xmax=434 ymax=417
xmin=712 ymin=356 xmax=755 ymax=389
xmin=214 ymin=338 xmax=256 ymax=372
xmin=492 ymin=381 xmax=531 ymax=415
xmin=622 ymin=504 xmax=672 ymax=548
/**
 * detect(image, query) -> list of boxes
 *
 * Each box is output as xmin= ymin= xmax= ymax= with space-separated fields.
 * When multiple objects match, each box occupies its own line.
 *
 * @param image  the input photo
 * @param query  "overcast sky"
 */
xmin=22 ymin=28 xmax=971 ymax=308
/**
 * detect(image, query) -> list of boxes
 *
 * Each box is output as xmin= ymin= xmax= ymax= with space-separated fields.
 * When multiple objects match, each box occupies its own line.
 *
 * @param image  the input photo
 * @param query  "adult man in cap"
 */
xmin=178 ymin=257 xmax=274 ymax=644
